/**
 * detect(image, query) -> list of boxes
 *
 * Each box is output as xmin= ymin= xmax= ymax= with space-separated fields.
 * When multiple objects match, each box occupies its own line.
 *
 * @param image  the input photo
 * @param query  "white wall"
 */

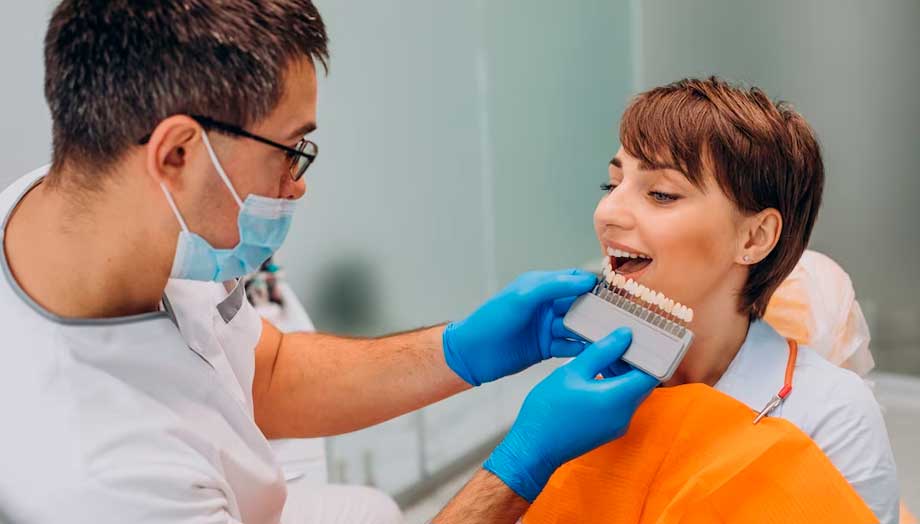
xmin=637 ymin=0 xmax=920 ymax=370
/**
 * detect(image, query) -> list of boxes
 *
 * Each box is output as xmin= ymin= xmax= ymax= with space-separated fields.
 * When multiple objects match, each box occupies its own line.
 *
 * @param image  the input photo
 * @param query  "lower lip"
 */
xmin=611 ymin=256 xmax=653 ymax=280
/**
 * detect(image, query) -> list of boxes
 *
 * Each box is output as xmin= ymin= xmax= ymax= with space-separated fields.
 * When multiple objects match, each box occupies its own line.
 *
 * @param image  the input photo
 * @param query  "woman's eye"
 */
xmin=649 ymin=191 xmax=679 ymax=203
xmin=600 ymin=183 xmax=618 ymax=193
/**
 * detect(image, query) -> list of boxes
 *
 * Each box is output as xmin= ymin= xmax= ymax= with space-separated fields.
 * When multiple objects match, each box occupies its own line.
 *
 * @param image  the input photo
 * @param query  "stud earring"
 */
xmin=743 ymin=255 xmax=751 ymax=263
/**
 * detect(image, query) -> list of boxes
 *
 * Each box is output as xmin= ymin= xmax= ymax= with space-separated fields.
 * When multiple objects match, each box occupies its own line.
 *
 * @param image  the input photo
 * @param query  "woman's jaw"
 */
xmin=596 ymin=246 xmax=752 ymax=386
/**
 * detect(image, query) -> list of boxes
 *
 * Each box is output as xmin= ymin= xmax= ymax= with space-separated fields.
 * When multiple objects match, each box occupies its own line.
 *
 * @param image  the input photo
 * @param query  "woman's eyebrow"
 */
xmin=610 ymin=155 xmax=657 ymax=171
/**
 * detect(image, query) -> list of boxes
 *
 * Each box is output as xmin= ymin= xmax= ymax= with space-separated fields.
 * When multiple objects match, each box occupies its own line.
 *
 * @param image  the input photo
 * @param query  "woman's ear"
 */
xmin=737 ymin=208 xmax=782 ymax=265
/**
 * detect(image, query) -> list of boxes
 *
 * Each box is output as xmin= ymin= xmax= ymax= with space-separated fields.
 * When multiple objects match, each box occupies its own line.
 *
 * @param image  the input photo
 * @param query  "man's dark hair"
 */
xmin=44 ymin=0 xmax=329 ymax=184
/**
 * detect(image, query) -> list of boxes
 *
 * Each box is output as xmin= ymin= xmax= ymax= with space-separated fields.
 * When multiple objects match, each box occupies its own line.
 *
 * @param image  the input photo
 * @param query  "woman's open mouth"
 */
xmin=607 ymin=246 xmax=653 ymax=278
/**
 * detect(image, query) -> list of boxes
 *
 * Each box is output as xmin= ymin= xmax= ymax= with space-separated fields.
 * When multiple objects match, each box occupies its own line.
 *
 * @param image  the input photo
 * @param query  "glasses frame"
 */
xmin=139 ymin=115 xmax=317 ymax=181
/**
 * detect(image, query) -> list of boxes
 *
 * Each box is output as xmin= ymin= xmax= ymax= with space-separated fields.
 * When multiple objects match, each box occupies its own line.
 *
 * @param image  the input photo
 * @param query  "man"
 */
xmin=0 ymin=2 xmax=657 ymax=523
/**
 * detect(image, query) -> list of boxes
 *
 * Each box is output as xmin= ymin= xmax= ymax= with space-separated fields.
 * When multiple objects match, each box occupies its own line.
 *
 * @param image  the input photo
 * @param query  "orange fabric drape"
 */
xmin=524 ymin=384 xmax=876 ymax=524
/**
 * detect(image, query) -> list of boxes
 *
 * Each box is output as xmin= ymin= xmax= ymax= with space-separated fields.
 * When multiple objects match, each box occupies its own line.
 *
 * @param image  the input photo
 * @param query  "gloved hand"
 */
xmin=483 ymin=328 xmax=659 ymax=502
xmin=443 ymin=269 xmax=597 ymax=387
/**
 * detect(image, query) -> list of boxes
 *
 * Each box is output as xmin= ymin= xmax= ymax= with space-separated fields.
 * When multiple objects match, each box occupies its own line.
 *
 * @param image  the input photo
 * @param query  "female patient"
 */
xmin=549 ymin=78 xmax=897 ymax=521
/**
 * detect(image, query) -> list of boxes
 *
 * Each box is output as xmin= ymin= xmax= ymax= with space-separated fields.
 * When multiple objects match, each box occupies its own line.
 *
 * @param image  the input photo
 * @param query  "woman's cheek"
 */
xmin=653 ymin=214 xmax=717 ymax=297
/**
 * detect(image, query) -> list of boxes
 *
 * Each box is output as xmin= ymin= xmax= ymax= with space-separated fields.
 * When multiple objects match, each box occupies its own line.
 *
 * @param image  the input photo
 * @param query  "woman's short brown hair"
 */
xmin=620 ymin=77 xmax=824 ymax=319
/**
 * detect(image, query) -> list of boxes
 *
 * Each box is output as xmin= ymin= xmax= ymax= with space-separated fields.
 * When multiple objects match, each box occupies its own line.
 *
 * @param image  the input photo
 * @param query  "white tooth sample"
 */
xmin=666 ymin=299 xmax=675 ymax=314
xmin=655 ymin=292 xmax=666 ymax=307
xmin=676 ymin=304 xmax=687 ymax=322
xmin=603 ymin=263 xmax=611 ymax=277
xmin=615 ymin=274 xmax=626 ymax=287
xmin=605 ymin=271 xmax=614 ymax=284
xmin=685 ymin=307 xmax=694 ymax=322
xmin=626 ymin=280 xmax=638 ymax=295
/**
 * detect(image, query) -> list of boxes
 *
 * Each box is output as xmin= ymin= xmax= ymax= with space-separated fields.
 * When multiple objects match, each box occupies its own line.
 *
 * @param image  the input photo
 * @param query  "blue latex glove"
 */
xmin=443 ymin=269 xmax=598 ymax=386
xmin=483 ymin=327 xmax=659 ymax=502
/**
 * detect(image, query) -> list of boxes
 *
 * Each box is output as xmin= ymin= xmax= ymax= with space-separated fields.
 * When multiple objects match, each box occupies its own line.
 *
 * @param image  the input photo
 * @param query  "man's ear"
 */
xmin=736 ymin=208 xmax=782 ymax=265
xmin=143 ymin=115 xmax=202 ymax=190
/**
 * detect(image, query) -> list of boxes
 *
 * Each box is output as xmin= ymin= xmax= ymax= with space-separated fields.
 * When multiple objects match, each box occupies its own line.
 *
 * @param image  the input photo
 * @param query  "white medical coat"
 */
xmin=0 ymin=167 xmax=287 ymax=523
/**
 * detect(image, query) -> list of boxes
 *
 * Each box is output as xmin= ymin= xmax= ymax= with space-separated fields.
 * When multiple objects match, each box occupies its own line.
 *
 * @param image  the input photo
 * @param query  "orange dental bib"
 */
xmin=524 ymin=384 xmax=876 ymax=524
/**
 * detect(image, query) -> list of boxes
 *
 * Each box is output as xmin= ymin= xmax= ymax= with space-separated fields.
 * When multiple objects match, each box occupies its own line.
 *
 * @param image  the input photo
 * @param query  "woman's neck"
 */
xmin=664 ymin=292 xmax=752 ymax=387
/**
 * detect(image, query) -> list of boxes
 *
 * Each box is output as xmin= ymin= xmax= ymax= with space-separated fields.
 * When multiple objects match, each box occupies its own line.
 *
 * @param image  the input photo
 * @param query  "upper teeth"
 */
xmin=607 ymin=247 xmax=650 ymax=259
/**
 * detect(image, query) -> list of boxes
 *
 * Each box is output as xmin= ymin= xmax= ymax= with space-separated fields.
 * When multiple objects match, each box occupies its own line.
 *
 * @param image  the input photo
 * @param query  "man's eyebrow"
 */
xmin=288 ymin=121 xmax=317 ymax=141
xmin=609 ymin=156 xmax=622 ymax=168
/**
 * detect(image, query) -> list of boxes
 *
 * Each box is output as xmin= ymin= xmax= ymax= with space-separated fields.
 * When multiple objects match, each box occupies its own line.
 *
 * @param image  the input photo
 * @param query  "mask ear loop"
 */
xmin=159 ymin=182 xmax=190 ymax=232
xmin=200 ymin=130 xmax=245 ymax=208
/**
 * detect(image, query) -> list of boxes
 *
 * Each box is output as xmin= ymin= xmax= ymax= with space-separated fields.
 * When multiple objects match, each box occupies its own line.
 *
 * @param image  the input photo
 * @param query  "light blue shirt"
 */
xmin=715 ymin=320 xmax=900 ymax=524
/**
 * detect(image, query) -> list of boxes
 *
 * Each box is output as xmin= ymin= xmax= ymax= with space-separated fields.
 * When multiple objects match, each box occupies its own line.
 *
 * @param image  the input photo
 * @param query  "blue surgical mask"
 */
xmin=160 ymin=131 xmax=298 ymax=281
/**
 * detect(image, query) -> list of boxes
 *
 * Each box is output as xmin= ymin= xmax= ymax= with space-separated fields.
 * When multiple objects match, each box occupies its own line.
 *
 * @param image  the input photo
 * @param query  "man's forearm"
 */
xmin=253 ymin=320 xmax=470 ymax=438
xmin=433 ymin=469 xmax=530 ymax=523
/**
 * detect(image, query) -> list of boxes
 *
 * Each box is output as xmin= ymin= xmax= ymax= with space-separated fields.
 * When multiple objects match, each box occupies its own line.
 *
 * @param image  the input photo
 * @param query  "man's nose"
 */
xmin=281 ymin=175 xmax=307 ymax=200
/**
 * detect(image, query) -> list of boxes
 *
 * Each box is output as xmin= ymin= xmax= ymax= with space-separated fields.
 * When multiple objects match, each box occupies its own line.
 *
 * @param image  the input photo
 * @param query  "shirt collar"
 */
xmin=714 ymin=320 xmax=791 ymax=413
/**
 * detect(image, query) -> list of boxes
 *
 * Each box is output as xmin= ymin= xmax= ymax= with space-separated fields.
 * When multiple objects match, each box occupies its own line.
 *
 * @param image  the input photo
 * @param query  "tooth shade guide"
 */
xmin=567 ymin=273 xmax=694 ymax=380
xmin=599 ymin=275 xmax=691 ymax=329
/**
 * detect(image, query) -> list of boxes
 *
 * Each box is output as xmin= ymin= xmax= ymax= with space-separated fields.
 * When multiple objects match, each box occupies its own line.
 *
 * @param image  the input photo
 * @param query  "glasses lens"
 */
xmin=289 ymin=140 xmax=318 ymax=181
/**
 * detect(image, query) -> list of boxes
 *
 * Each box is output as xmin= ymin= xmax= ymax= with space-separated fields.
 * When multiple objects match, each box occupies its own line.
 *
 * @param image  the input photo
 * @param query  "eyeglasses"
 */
xmin=139 ymin=115 xmax=318 ymax=181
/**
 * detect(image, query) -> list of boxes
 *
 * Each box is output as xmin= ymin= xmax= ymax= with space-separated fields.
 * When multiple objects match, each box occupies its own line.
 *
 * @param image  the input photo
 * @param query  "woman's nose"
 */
xmin=595 ymin=190 xmax=637 ymax=230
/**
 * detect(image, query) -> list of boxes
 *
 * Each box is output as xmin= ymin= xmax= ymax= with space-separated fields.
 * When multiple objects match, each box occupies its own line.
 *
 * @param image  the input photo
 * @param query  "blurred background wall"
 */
xmin=2 ymin=0 xmax=918 ymax=509
xmin=286 ymin=0 xmax=637 ymax=498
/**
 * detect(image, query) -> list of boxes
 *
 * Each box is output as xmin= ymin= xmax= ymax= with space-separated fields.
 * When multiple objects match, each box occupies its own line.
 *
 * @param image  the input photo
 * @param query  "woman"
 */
xmin=532 ymin=78 xmax=898 ymax=522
